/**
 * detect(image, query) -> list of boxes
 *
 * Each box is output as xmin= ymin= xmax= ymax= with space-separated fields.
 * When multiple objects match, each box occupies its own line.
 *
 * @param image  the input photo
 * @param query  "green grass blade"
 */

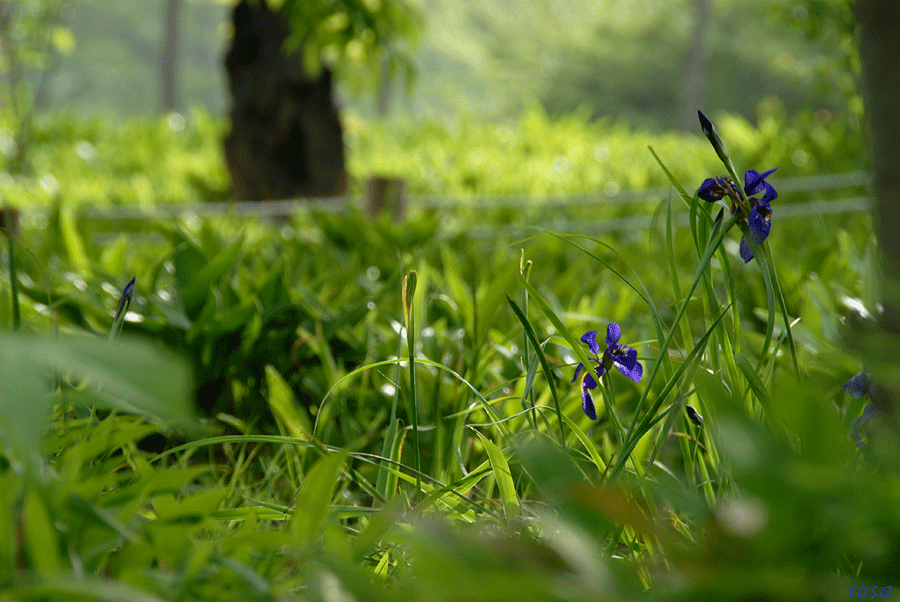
xmin=735 ymin=353 xmax=772 ymax=410
xmin=376 ymin=418 xmax=404 ymax=499
xmin=506 ymin=292 xmax=565 ymax=445
xmin=3 ymin=204 xmax=19 ymax=330
xmin=559 ymin=413 xmax=607 ymax=473
xmin=403 ymin=270 xmax=422 ymax=495
xmin=618 ymin=213 xmax=740 ymax=449
xmin=476 ymin=432 xmax=519 ymax=520
xmin=648 ymin=145 xmax=691 ymax=203
xmin=516 ymin=277 xmax=594 ymax=387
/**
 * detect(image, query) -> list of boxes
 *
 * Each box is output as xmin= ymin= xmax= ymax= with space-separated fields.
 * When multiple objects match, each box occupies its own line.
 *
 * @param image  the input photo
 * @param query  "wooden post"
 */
xmin=366 ymin=176 xmax=405 ymax=221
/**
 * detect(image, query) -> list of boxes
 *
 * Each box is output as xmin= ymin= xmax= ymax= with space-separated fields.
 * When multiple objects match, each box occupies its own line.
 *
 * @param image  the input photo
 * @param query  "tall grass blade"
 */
xmin=506 ymin=292 xmax=566 ymax=445
xmin=3 ymin=203 xmax=19 ymax=330
xmin=403 ymin=271 xmax=422 ymax=495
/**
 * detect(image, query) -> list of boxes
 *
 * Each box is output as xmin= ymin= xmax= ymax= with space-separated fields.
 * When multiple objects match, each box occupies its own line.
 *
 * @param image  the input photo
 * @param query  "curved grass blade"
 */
xmin=735 ymin=353 xmax=772 ymax=412
xmin=316 ymin=357 xmax=512 ymax=439
xmin=648 ymin=145 xmax=692 ymax=204
xmin=475 ymin=432 xmax=519 ymax=520
xmin=559 ymin=413 xmax=607 ymax=473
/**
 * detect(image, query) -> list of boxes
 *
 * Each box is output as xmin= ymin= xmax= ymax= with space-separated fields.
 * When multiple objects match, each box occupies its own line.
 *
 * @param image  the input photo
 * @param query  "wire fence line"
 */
xmin=21 ymin=170 xmax=872 ymax=239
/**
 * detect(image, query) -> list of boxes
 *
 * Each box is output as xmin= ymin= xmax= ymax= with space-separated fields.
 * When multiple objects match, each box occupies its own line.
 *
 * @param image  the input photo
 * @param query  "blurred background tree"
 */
xmin=856 ymin=0 xmax=900 ymax=428
xmin=222 ymin=0 xmax=421 ymax=200
xmin=160 ymin=0 xmax=181 ymax=112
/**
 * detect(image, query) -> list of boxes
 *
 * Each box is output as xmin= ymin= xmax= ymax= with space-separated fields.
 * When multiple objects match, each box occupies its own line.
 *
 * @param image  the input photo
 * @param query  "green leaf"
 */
xmin=60 ymin=206 xmax=89 ymax=272
xmin=736 ymin=353 xmax=771 ymax=408
xmin=265 ymin=365 xmax=312 ymax=440
xmin=559 ymin=413 xmax=607 ymax=473
xmin=7 ymin=578 xmax=170 ymax=602
xmin=0 ymin=333 xmax=195 ymax=458
xmin=23 ymin=487 xmax=63 ymax=576
xmin=506 ymin=292 xmax=565 ymax=445
xmin=476 ymin=432 xmax=519 ymax=520
xmin=376 ymin=418 xmax=403 ymax=499
xmin=180 ymin=235 xmax=244 ymax=320
xmin=292 ymin=451 xmax=348 ymax=547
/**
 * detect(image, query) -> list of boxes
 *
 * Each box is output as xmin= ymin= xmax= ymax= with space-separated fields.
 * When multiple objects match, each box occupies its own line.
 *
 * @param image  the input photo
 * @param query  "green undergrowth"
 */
xmin=0 ymin=108 xmax=897 ymax=601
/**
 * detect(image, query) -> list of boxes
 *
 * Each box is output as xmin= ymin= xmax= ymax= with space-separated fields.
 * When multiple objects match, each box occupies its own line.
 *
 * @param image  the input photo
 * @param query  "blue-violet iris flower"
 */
xmin=571 ymin=323 xmax=643 ymax=420
xmin=698 ymin=168 xmax=778 ymax=263
xmin=843 ymin=369 xmax=883 ymax=450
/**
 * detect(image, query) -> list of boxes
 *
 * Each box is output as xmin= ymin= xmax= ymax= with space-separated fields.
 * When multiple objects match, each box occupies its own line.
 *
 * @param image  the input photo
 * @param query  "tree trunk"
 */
xmin=678 ymin=0 xmax=710 ymax=132
xmin=160 ymin=0 xmax=181 ymax=112
xmin=856 ymin=0 xmax=900 ymax=413
xmin=223 ymin=0 xmax=347 ymax=201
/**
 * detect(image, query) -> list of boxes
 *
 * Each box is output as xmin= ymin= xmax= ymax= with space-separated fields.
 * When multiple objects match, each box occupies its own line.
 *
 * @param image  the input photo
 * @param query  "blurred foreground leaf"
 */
xmin=0 ymin=333 xmax=195 ymax=458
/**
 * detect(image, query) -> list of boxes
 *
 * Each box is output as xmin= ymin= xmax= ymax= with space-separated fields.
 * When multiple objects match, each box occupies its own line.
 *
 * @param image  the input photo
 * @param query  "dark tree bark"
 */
xmin=857 ymin=0 xmax=900 ymax=414
xmin=223 ymin=0 xmax=347 ymax=201
xmin=160 ymin=0 xmax=181 ymax=112
xmin=678 ymin=0 xmax=710 ymax=132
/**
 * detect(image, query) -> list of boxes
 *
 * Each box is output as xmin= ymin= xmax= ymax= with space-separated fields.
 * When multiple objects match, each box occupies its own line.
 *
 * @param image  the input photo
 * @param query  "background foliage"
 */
xmin=9 ymin=0 xmax=858 ymax=129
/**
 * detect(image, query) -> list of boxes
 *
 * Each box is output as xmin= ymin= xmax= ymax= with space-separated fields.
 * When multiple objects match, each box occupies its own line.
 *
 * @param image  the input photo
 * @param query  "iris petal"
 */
xmin=582 ymin=389 xmax=597 ymax=420
xmin=606 ymin=323 xmax=621 ymax=347
xmin=843 ymin=371 xmax=869 ymax=399
xmin=698 ymin=178 xmax=720 ymax=202
xmin=744 ymin=168 xmax=777 ymax=195
xmin=615 ymin=361 xmax=643 ymax=383
xmin=739 ymin=236 xmax=754 ymax=263
xmin=613 ymin=347 xmax=638 ymax=370
xmin=759 ymin=181 xmax=778 ymax=203
xmin=748 ymin=207 xmax=771 ymax=244
xmin=571 ymin=362 xmax=584 ymax=383
xmin=581 ymin=330 xmax=600 ymax=354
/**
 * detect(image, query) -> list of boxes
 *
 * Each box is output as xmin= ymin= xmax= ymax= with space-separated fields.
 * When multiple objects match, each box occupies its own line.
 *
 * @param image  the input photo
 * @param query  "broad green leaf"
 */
xmin=23 ymin=487 xmax=63 ymax=576
xmin=0 ymin=333 xmax=195 ymax=458
xmin=265 ymin=365 xmax=312 ymax=440
xmin=59 ymin=206 xmax=89 ymax=271
xmin=180 ymin=234 xmax=244 ymax=320
xmin=292 ymin=451 xmax=348 ymax=547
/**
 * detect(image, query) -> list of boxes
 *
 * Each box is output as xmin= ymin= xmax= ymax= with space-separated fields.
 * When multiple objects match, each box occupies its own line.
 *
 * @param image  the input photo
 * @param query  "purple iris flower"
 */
xmin=843 ymin=369 xmax=883 ymax=450
xmin=698 ymin=167 xmax=778 ymax=263
xmin=571 ymin=323 xmax=643 ymax=420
